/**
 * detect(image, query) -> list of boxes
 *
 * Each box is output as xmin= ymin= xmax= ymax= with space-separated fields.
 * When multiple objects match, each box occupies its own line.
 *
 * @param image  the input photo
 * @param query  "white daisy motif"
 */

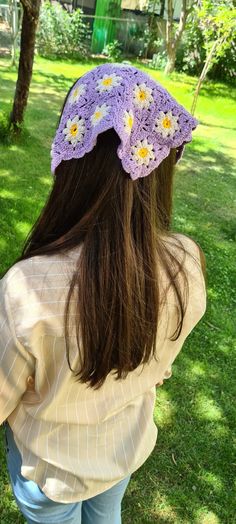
xmin=96 ymin=73 xmax=122 ymax=93
xmin=133 ymin=83 xmax=153 ymax=109
xmin=91 ymin=103 xmax=110 ymax=126
xmin=68 ymin=84 xmax=86 ymax=105
xmin=123 ymin=110 xmax=134 ymax=135
xmin=155 ymin=111 xmax=179 ymax=138
xmin=63 ymin=116 xmax=85 ymax=146
xmin=132 ymin=139 xmax=155 ymax=166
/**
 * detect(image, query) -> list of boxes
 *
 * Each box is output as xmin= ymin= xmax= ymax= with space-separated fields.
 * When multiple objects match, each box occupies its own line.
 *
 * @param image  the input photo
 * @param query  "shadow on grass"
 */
xmin=198 ymin=82 xmax=236 ymax=102
xmin=200 ymin=120 xmax=236 ymax=132
xmin=174 ymin=135 xmax=236 ymax=244
xmin=30 ymin=61 xmax=104 ymax=95
xmin=33 ymin=70 xmax=75 ymax=91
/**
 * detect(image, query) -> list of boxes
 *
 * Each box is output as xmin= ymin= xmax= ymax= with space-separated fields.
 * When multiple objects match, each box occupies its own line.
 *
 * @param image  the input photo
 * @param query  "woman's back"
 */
xmin=1 ymin=232 xmax=206 ymax=503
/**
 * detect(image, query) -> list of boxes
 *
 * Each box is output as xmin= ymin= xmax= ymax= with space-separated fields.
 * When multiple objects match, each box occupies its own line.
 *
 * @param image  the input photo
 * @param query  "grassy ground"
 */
xmin=0 ymin=56 xmax=236 ymax=524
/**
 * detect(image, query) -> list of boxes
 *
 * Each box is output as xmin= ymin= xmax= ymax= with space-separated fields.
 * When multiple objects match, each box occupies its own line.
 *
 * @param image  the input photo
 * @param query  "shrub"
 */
xmin=137 ymin=22 xmax=163 ymax=59
xmin=102 ymin=40 xmax=123 ymax=62
xmin=37 ymin=1 xmax=91 ymax=59
xmin=150 ymin=47 xmax=167 ymax=71
xmin=209 ymin=40 xmax=236 ymax=83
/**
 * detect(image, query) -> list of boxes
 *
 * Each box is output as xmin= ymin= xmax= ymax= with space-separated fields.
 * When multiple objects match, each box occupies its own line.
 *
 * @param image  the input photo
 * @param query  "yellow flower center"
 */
xmin=138 ymin=90 xmax=147 ymax=101
xmin=94 ymin=111 xmax=102 ymax=120
xmin=102 ymin=77 xmax=113 ymax=86
xmin=138 ymin=147 xmax=148 ymax=158
xmin=70 ymin=123 xmax=78 ymax=136
xmin=128 ymin=115 xmax=133 ymax=128
xmin=162 ymin=117 xmax=172 ymax=129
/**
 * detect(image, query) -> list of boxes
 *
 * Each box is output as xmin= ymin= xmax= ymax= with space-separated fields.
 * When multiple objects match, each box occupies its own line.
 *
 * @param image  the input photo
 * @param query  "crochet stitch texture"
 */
xmin=51 ymin=63 xmax=198 ymax=180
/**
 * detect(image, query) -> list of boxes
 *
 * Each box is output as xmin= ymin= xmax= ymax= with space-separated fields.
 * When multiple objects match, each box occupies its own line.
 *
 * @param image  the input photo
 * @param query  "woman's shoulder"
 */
xmin=162 ymin=232 xmax=207 ymax=318
xmin=170 ymin=232 xmax=206 ymax=277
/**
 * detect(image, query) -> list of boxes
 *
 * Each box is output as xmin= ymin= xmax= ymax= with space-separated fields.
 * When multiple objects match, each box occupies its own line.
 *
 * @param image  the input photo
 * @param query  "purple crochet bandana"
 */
xmin=51 ymin=63 xmax=198 ymax=180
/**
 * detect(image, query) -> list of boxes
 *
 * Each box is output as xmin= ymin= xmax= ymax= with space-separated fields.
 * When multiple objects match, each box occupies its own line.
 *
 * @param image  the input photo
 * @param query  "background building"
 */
xmin=57 ymin=0 xmax=182 ymax=55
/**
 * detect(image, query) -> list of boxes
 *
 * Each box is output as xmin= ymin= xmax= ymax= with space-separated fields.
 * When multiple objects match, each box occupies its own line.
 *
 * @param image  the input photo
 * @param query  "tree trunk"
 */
xmin=165 ymin=0 xmax=175 ymax=74
xmin=191 ymin=39 xmax=219 ymax=116
xmin=165 ymin=45 xmax=176 ymax=74
xmin=160 ymin=0 xmax=165 ymax=18
xmin=10 ymin=0 xmax=41 ymax=131
xmin=164 ymin=0 xmax=189 ymax=75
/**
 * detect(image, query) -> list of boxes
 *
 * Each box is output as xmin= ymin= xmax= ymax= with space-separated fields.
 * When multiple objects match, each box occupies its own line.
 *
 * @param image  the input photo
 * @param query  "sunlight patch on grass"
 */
xmin=0 ymin=70 xmax=15 ymax=82
xmin=200 ymin=155 xmax=217 ymax=163
xmin=210 ymin=424 xmax=229 ymax=439
xmin=0 ymin=190 xmax=16 ymax=199
xmin=190 ymin=362 xmax=206 ymax=376
xmin=153 ymin=492 xmax=180 ymax=523
xmin=15 ymin=221 xmax=32 ymax=237
xmin=181 ymin=223 xmax=196 ymax=234
xmin=0 ymin=169 xmax=11 ymax=177
xmin=200 ymin=470 xmax=224 ymax=492
xmin=207 ymin=288 xmax=219 ymax=300
xmin=154 ymin=390 xmax=175 ymax=427
xmin=174 ymin=215 xmax=196 ymax=228
xmin=8 ymin=144 xmax=23 ymax=153
xmin=29 ymin=85 xmax=66 ymax=97
xmin=195 ymin=509 xmax=221 ymax=524
xmin=217 ymin=342 xmax=232 ymax=355
xmin=0 ymin=238 xmax=7 ymax=250
xmin=33 ymin=57 xmax=98 ymax=80
xmin=39 ymin=176 xmax=53 ymax=187
xmin=188 ymin=191 xmax=198 ymax=198
xmin=195 ymin=394 xmax=223 ymax=421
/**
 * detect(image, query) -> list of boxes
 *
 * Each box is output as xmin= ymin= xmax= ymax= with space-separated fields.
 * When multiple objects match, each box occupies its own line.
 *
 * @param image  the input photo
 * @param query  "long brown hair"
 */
xmin=3 ymin=83 xmax=191 ymax=390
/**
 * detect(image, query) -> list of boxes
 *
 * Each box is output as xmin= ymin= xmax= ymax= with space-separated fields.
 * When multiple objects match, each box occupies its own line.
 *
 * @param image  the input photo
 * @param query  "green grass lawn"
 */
xmin=0 ymin=56 xmax=236 ymax=524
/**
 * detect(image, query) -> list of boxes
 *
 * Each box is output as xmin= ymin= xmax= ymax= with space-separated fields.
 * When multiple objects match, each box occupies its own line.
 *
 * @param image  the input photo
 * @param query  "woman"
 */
xmin=0 ymin=63 xmax=206 ymax=523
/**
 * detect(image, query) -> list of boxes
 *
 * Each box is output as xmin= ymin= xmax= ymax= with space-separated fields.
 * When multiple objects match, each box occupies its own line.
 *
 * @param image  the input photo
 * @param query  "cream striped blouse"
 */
xmin=0 ymin=234 xmax=206 ymax=503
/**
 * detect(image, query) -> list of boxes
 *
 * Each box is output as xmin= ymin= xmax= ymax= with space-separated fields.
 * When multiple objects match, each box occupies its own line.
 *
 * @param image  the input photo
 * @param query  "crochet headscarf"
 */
xmin=51 ymin=63 xmax=198 ymax=180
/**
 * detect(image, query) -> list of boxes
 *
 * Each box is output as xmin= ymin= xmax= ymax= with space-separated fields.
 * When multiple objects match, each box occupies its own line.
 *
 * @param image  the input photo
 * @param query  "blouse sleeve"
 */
xmin=0 ymin=275 xmax=35 ymax=426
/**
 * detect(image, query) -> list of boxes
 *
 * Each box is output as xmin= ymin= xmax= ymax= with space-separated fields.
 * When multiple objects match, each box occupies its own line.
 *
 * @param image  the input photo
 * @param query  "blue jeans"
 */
xmin=4 ymin=422 xmax=131 ymax=524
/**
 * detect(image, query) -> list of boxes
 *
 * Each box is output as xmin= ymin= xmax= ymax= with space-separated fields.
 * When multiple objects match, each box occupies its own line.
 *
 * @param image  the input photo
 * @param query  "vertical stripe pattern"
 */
xmin=0 ymin=236 xmax=206 ymax=502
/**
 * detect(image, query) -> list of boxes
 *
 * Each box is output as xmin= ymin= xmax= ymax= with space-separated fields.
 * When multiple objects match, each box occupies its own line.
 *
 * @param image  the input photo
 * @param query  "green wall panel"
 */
xmin=91 ymin=0 xmax=122 ymax=54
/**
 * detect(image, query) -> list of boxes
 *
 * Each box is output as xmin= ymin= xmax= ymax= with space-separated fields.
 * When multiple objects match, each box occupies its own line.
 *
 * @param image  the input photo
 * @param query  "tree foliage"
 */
xmin=198 ymin=0 xmax=236 ymax=61
xmin=191 ymin=0 xmax=236 ymax=114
